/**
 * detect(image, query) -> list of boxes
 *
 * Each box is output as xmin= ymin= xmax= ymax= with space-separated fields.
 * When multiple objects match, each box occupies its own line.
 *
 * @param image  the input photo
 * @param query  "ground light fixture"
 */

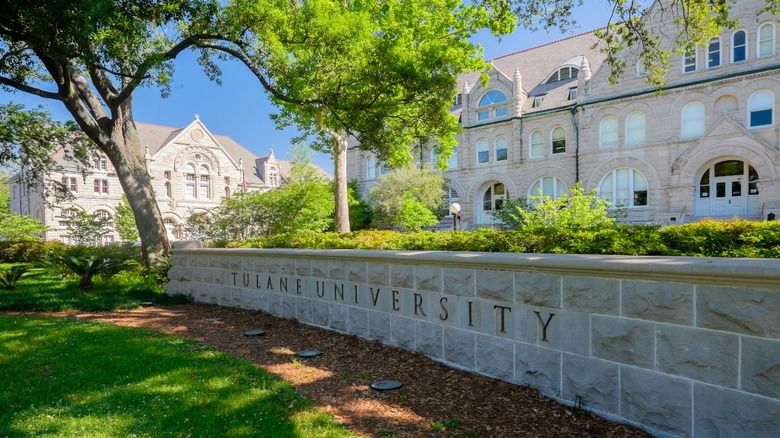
xmin=370 ymin=380 xmax=403 ymax=391
xmin=244 ymin=329 xmax=265 ymax=336
xmin=205 ymin=317 xmax=223 ymax=322
xmin=297 ymin=349 xmax=322 ymax=358
xmin=449 ymin=202 xmax=461 ymax=231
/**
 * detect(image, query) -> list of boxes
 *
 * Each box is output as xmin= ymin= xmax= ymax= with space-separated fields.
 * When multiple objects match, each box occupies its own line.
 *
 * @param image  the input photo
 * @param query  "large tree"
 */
xmin=190 ymin=0 xmax=515 ymax=233
xmin=0 ymin=0 xmax=224 ymax=265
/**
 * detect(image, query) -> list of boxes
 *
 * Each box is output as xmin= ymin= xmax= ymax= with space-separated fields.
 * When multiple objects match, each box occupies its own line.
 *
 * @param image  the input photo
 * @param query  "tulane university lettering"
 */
xmin=231 ymin=271 xmax=556 ymax=341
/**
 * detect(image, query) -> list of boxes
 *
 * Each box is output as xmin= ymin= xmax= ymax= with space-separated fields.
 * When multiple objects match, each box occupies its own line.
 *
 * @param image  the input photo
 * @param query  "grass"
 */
xmin=0 ymin=264 xmax=359 ymax=437
xmin=0 ymin=315 xmax=359 ymax=437
xmin=0 ymin=268 xmax=189 ymax=312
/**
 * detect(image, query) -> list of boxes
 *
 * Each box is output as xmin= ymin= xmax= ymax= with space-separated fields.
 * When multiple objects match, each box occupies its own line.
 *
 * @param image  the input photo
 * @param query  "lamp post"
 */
xmin=449 ymin=202 xmax=461 ymax=231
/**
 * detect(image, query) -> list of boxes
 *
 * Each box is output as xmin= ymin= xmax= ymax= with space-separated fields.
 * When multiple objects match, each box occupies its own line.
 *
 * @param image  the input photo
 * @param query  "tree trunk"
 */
xmin=332 ymin=134 xmax=350 ymax=233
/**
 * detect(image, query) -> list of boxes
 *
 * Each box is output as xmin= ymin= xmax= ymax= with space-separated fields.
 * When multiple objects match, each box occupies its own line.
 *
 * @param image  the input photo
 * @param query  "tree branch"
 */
xmin=0 ymin=75 xmax=64 ymax=101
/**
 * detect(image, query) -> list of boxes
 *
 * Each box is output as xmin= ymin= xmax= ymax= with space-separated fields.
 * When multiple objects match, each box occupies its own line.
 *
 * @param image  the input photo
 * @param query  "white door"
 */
xmin=712 ymin=176 xmax=745 ymax=216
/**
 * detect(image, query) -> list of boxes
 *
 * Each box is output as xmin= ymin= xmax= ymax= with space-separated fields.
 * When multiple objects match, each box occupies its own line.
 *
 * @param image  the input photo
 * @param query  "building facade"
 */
xmin=10 ymin=117 xmax=293 ymax=243
xmin=348 ymin=0 xmax=780 ymax=228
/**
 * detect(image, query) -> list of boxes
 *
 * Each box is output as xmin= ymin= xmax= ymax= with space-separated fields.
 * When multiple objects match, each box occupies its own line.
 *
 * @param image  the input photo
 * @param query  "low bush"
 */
xmin=229 ymin=219 xmax=780 ymax=258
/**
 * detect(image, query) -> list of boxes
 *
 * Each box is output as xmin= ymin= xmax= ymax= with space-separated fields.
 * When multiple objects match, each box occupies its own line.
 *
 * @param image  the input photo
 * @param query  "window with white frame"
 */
xmin=749 ymin=90 xmax=774 ymax=128
xmin=530 ymin=130 xmax=544 ymax=158
xmin=625 ymin=111 xmax=646 ymax=146
xmin=551 ymin=127 xmax=566 ymax=154
xmin=529 ymin=176 xmax=567 ymax=199
xmin=599 ymin=168 xmax=648 ymax=207
xmin=448 ymin=146 xmax=458 ymax=169
xmin=636 ymin=59 xmax=647 ymax=77
xmin=567 ymin=87 xmax=578 ymax=100
xmin=58 ymin=208 xmax=79 ymax=227
xmin=92 ymin=156 xmax=107 ymax=171
xmin=683 ymin=47 xmax=697 ymax=72
xmin=93 ymin=179 xmax=109 ymax=194
xmin=367 ymin=156 xmax=376 ymax=179
xmin=495 ymin=137 xmax=508 ymax=161
xmin=443 ymin=184 xmax=460 ymax=216
xmin=732 ymin=30 xmax=747 ymax=62
xmin=185 ymin=165 xmax=196 ymax=198
xmin=532 ymin=95 xmax=546 ymax=108
xmin=62 ymin=177 xmax=78 ymax=192
xmin=476 ymin=90 xmax=508 ymax=121
xmin=545 ymin=66 xmax=579 ymax=84
xmin=599 ymin=116 xmax=618 ymax=148
xmin=681 ymin=101 xmax=706 ymax=138
xmin=94 ymin=209 xmax=113 ymax=227
xmin=103 ymin=235 xmax=114 ymax=245
xmin=707 ymin=37 xmax=721 ymax=68
xmin=482 ymin=183 xmax=507 ymax=211
xmin=164 ymin=218 xmax=179 ymax=239
xmin=477 ymin=139 xmax=489 ymax=164
xmin=758 ymin=23 xmax=775 ymax=58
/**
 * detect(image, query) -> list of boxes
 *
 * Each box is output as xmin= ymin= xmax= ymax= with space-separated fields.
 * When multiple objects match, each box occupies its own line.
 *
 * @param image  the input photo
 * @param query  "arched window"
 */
xmin=529 ymin=176 xmax=567 ymax=199
xmin=199 ymin=165 xmax=211 ymax=199
xmin=477 ymin=139 xmax=489 ymax=164
xmin=599 ymin=116 xmax=618 ymax=148
xmin=482 ymin=183 xmax=507 ymax=211
xmin=551 ymin=127 xmax=566 ymax=154
xmin=758 ymin=23 xmax=775 ymax=58
xmin=184 ymin=164 xmax=196 ymax=199
xmin=749 ymin=90 xmax=774 ymax=128
xmin=530 ymin=130 xmax=544 ymax=158
xmin=367 ymin=156 xmax=376 ymax=179
xmin=625 ymin=111 xmax=646 ymax=146
xmin=636 ymin=59 xmax=646 ymax=77
xmin=477 ymin=90 xmax=508 ymax=121
xmin=707 ymin=37 xmax=721 ymax=68
xmin=93 ymin=209 xmax=113 ymax=227
xmin=545 ymin=66 xmax=579 ymax=84
xmin=163 ymin=218 xmax=179 ymax=240
xmin=682 ymin=102 xmax=705 ymax=138
xmin=732 ymin=30 xmax=747 ymax=62
xmin=494 ymin=137 xmax=508 ymax=161
xmin=599 ymin=168 xmax=648 ymax=208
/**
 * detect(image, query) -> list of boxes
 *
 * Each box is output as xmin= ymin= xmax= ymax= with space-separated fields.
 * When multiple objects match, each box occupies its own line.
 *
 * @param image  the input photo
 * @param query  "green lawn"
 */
xmin=0 ymin=315 xmax=358 ymax=437
xmin=0 ymin=266 xmax=358 ymax=437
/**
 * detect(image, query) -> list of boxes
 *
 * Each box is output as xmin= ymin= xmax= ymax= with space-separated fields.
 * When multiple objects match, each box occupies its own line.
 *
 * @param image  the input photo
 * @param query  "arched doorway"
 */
xmin=478 ymin=182 xmax=508 ymax=224
xmin=695 ymin=160 xmax=760 ymax=217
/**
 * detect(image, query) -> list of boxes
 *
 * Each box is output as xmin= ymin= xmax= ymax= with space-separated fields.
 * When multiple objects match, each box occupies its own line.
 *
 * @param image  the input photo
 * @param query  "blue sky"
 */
xmin=0 ymin=1 xmax=613 ymax=172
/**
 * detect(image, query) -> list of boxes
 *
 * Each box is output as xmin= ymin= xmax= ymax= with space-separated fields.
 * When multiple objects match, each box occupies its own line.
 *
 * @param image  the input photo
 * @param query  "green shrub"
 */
xmin=61 ymin=256 xmax=124 ymax=291
xmin=0 ymin=265 xmax=28 ymax=289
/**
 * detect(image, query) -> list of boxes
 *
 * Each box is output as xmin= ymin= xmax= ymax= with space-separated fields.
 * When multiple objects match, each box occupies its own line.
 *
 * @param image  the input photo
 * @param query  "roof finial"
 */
xmin=463 ymin=82 xmax=470 ymax=94
xmin=194 ymin=114 xmax=200 ymax=120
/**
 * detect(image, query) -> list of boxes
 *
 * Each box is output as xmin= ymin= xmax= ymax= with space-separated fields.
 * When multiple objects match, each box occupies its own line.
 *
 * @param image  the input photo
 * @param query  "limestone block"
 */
xmin=229 ymin=256 xmax=242 ymax=271
xmin=475 ymin=335 xmax=515 ymax=381
xmin=510 ymin=306 xmax=539 ymax=344
xmin=167 ymin=266 xmax=188 ymax=282
xmin=415 ymin=266 xmax=442 ymax=292
xmin=193 ymin=268 xmax=203 ymax=283
xmin=368 ymin=310 xmax=392 ymax=342
xmin=741 ymin=337 xmax=780 ymax=399
xmin=436 ymin=294 xmax=460 ymax=328
xmin=311 ymin=260 xmax=328 ymax=279
xmin=476 ymin=269 xmax=514 ymax=302
xmin=591 ymin=316 xmax=654 ymax=368
xmin=362 ymin=285 xmax=392 ymax=313
xmin=561 ymin=354 xmax=619 ymax=414
xmin=281 ymin=295 xmax=296 ymax=319
xmin=208 ymin=255 xmax=220 ymax=269
xmin=278 ymin=258 xmax=293 ymax=275
xmin=415 ymin=320 xmax=442 ymax=358
xmin=268 ymin=293 xmax=282 ymax=317
xmin=169 ymin=253 xmax=188 ymax=267
xmin=346 ymin=262 xmax=367 ymax=283
xmin=539 ymin=309 xmax=590 ymax=356
xmin=620 ymin=367 xmax=692 ymax=437
xmin=295 ymin=258 xmax=311 ymax=277
xmin=329 ymin=260 xmax=347 ymax=281
xmin=656 ymin=325 xmax=739 ymax=387
xmin=697 ymin=285 xmax=780 ymax=339
xmin=347 ymin=306 xmax=369 ymax=338
xmin=622 ymin=280 xmax=693 ymax=325
xmin=266 ymin=259 xmax=281 ymax=275
xmin=203 ymin=269 xmax=214 ymax=285
xmin=296 ymin=297 xmax=313 ymax=324
xmin=329 ymin=303 xmax=349 ymax=332
xmin=390 ymin=264 xmax=414 ymax=288
xmin=515 ymin=272 xmax=561 ymax=308
xmin=443 ymin=268 xmax=475 ymax=297
xmin=391 ymin=315 xmax=416 ymax=350
xmin=244 ymin=290 xmax=263 ymax=310
xmin=443 ymin=327 xmax=476 ymax=369
xmin=399 ymin=289 xmax=436 ymax=322
xmin=172 ymin=240 xmax=201 ymax=249
xmin=514 ymin=343 xmax=561 ymax=397
xmin=251 ymin=257 xmax=268 ymax=273
xmin=213 ymin=270 xmax=225 ymax=287
xmin=311 ymin=299 xmax=329 ymax=327
xmin=366 ymin=263 xmax=390 ymax=285
xmin=229 ymin=288 xmax=245 ymax=308
xmin=694 ymin=383 xmax=780 ymax=437
xmin=562 ymin=275 xmax=619 ymax=315
xmin=164 ymin=280 xmax=187 ymax=296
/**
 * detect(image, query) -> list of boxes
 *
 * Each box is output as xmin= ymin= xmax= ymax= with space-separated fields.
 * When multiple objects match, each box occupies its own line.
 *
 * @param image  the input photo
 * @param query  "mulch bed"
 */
xmin=34 ymin=303 xmax=652 ymax=437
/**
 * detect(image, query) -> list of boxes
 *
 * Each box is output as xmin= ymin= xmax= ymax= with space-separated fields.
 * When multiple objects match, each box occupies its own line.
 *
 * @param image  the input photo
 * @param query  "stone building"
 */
xmin=10 ymin=117 xmax=304 ymax=243
xmin=348 ymin=0 xmax=780 ymax=228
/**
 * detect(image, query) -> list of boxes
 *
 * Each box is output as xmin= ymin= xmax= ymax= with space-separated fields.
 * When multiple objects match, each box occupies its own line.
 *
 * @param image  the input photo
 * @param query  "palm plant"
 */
xmin=0 ymin=264 xmax=28 ymax=289
xmin=61 ymin=256 xmax=122 ymax=291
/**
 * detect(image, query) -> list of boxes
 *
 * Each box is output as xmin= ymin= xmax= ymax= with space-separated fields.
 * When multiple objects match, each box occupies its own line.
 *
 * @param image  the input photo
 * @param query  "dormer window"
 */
xmin=567 ymin=87 xmax=578 ymax=100
xmin=454 ymin=93 xmax=462 ymax=106
xmin=532 ymin=95 xmax=546 ymax=108
xmin=476 ymin=90 xmax=508 ymax=121
xmin=545 ymin=66 xmax=579 ymax=84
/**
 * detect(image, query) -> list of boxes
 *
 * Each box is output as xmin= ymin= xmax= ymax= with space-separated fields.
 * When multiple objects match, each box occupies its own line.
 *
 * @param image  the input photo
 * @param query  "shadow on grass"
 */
xmin=0 ymin=315 xmax=355 ymax=437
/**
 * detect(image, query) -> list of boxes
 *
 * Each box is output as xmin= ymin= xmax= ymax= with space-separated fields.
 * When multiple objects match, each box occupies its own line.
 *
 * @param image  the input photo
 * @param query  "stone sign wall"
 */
xmin=166 ymin=246 xmax=780 ymax=437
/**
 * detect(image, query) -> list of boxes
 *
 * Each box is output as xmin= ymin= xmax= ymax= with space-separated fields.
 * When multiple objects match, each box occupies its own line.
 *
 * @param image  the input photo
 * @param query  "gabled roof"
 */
xmin=459 ymin=29 xmax=605 ymax=114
